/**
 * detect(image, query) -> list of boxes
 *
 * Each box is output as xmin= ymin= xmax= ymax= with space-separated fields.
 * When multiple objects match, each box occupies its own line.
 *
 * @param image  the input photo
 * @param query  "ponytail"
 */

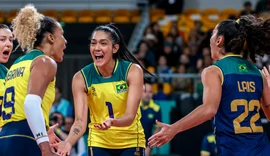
xmin=217 ymin=15 xmax=270 ymax=63
xmin=92 ymin=23 xmax=156 ymax=80
xmin=238 ymin=15 xmax=270 ymax=62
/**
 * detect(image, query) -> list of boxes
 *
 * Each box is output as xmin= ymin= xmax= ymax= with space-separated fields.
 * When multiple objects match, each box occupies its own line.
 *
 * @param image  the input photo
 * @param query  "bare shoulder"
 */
xmin=127 ymin=63 xmax=143 ymax=84
xmin=72 ymin=70 xmax=87 ymax=92
xmin=128 ymin=63 xmax=143 ymax=75
xmin=201 ymin=65 xmax=223 ymax=84
xmin=73 ymin=71 xmax=84 ymax=82
xmin=31 ymin=56 xmax=57 ymax=70
xmin=201 ymin=65 xmax=221 ymax=78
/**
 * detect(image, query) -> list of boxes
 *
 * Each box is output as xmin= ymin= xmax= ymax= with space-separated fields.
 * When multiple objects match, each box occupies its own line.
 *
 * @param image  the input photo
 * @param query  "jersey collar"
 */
xmin=221 ymin=54 xmax=242 ymax=60
xmin=94 ymin=59 xmax=119 ymax=76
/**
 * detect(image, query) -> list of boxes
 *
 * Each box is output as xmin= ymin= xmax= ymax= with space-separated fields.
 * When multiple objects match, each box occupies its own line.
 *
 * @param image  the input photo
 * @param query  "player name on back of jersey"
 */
xmin=5 ymin=67 xmax=26 ymax=81
xmin=237 ymin=81 xmax=255 ymax=92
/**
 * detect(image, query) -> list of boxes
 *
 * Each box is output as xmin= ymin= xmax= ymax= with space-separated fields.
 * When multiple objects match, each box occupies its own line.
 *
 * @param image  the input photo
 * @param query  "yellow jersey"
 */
xmin=81 ymin=59 xmax=145 ymax=149
xmin=1 ymin=50 xmax=55 ymax=128
xmin=0 ymin=64 xmax=8 ymax=127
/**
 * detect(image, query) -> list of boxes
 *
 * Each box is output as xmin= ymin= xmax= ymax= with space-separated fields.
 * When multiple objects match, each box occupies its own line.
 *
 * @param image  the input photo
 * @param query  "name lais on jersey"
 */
xmin=237 ymin=81 xmax=255 ymax=92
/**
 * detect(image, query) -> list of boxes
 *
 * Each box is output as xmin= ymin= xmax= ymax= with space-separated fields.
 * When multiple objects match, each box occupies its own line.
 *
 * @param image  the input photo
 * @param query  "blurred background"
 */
xmin=1 ymin=0 xmax=270 ymax=155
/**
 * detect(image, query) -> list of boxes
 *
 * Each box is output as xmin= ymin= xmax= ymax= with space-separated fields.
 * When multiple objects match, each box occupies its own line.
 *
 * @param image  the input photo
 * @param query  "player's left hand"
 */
xmin=262 ymin=66 xmax=270 ymax=88
xmin=48 ymin=123 xmax=62 ymax=145
xmin=94 ymin=118 xmax=115 ymax=130
xmin=148 ymin=120 xmax=177 ymax=148
xmin=51 ymin=141 xmax=72 ymax=156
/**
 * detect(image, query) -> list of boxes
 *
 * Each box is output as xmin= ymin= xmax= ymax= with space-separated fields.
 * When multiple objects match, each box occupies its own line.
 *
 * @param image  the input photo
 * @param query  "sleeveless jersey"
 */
xmin=213 ymin=55 xmax=269 ymax=155
xmin=200 ymin=133 xmax=218 ymax=156
xmin=81 ymin=59 xmax=145 ymax=149
xmin=1 ymin=50 xmax=55 ymax=128
xmin=0 ymin=64 xmax=8 ymax=127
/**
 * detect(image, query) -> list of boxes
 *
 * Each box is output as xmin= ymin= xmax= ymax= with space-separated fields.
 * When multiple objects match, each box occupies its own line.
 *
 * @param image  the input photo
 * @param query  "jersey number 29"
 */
xmin=0 ymin=86 xmax=15 ymax=120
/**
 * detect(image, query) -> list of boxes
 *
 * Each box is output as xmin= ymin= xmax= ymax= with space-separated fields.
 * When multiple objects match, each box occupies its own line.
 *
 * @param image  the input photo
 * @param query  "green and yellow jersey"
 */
xmin=200 ymin=133 xmax=217 ymax=156
xmin=140 ymin=100 xmax=161 ymax=143
xmin=1 ymin=50 xmax=55 ymax=128
xmin=213 ymin=54 xmax=268 ymax=155
xmin=81 ymin=59 xmax=145 ymax=149
xmin=0 ymin=64 xmax=8 ymax=127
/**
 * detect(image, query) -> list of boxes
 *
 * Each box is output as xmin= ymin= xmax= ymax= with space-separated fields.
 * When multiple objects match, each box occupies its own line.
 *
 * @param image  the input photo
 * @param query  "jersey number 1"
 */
xmin=106 ymin=102 xmax=114 ymax=118
xmin=1 ymin=86 xmax=15 ymax=120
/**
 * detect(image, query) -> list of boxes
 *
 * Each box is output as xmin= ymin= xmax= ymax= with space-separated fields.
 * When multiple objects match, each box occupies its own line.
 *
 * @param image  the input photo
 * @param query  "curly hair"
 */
xmin=11 ymin=4 xmax=44 ymax=52
xmin=217 ymin=15 xmax=270 ymax=62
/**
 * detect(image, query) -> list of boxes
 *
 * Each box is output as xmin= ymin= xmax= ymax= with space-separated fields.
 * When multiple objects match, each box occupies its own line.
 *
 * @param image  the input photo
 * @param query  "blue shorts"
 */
xmin=0 ymin=120 xmax=41 ymax=156
xmin=88 ymin=146 xmax=145 ymax=156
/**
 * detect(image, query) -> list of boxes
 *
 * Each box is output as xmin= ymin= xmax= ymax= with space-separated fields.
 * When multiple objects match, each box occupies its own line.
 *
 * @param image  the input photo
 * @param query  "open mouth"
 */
xmin=3 ymin=50 xmax=10 ymax=56
xmin=95 ymin=55 xmax=104 ymax=61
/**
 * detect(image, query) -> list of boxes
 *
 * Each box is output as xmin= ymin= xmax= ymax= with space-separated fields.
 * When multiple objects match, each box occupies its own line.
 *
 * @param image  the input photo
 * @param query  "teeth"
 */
xmin=96 ymin=56 xmax=103 ymax=60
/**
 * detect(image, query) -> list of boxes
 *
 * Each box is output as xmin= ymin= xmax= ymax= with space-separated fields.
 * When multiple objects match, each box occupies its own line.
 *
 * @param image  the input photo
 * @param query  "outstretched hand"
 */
xmin=94 ymin=118 xmax=115 ymax=130
xmin=51 ymin=141 xmax=72 ymax=156
xmin=48 ymin=123 xmax=61 ymax=144
xmin=148 ymin=120 xmax=177 ymax=148
xmin=262 ymin=66 xmax=270 ymax=88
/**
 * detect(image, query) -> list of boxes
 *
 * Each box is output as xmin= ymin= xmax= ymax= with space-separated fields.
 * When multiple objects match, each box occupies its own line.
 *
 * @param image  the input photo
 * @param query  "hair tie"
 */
xmin=236 ymin=19 xmax=240 ymax=24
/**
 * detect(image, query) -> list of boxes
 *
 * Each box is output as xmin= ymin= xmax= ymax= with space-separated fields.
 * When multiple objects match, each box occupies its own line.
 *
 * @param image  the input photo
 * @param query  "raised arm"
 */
xmin=261 ymin=66 xmax=270 ymax=120
xmin=53 ymin=71 xmax=89 ymax=155
xmin=148 ymin=66 xmax=222 ymax=148
xmin=24 ymin=56 xmax=57 ymax=153
xmin=65 ymin=71 xmax=88 ymax=145
xmin=172 ymin=66 xmax=222 ymax=133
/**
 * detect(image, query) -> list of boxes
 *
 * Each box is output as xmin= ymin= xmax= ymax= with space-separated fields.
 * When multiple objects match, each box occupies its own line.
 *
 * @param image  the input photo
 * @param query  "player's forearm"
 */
xmin=66 ymin=119 xmax=86 ymax=146
xmin=55 ymin=128 xmax=68 ymax=140
xmin=173 ymin=105 xmax=216 ymax=134
xmin=113 ymin=114 xmax=136 ymax=127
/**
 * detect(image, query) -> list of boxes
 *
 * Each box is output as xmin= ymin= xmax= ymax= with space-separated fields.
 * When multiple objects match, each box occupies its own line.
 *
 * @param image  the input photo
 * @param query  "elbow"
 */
xmin=125 ymin=115 xmax=136 ymax=126
xmin=118 ymin=114 xmax=136 ymax=127
xmin=81 ymin=127 xmax=87 ymax=134
xmin=126 ymin=120 xmax=134 ymax=126
xmin=205 ymin=107 xmax=217 ymax=119
xmin=75 ymin=118 xmax=87 ymax=133
xmin=24 ymin=102 xmax=31 ymax=112
xmin=80 ymin=123 xmax=87 ymax=134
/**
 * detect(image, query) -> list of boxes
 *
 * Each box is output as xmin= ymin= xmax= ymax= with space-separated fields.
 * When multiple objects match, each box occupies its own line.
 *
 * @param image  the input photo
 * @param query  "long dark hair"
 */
xmin=91 ymin=23 xmax=156 ymax=79
xmin=217 ymin=15 xmax=270 ymax=62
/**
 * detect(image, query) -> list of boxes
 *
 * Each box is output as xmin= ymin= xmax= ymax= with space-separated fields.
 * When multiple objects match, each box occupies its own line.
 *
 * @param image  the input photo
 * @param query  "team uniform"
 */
xmin=0 ymin=50 xmax=55 ymax=156
xmin=200 ymin=133 xmax=218 ymax=156
xmin=213 ymin=55 xmax=270 ymax=156
xmin=0 ymin=64 xmax=8 ymax=128
xmin=81 ymin=59 xmax=145 ymax=156
xmin=140 ymin=99 xmax=161 ymax=145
